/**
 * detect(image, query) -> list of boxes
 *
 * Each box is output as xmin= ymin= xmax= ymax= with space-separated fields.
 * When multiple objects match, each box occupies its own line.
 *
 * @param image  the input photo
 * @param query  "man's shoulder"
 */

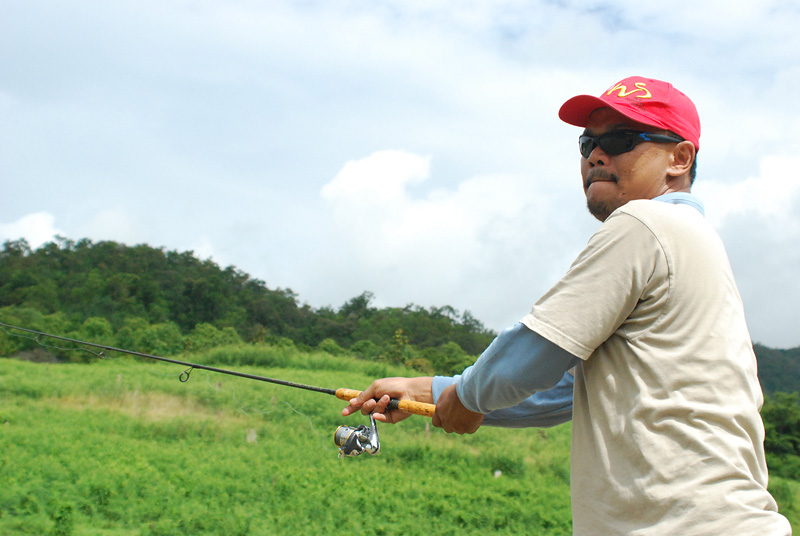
xmin=610 ymin=199 xmax=724 ymax=259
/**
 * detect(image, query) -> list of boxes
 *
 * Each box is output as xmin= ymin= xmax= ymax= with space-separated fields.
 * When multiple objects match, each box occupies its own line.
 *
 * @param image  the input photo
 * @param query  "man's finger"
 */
xmin=354 ymin=384 xmax=377 ymax=405
xmin=432 ymin=410 xmax=442 ymax=429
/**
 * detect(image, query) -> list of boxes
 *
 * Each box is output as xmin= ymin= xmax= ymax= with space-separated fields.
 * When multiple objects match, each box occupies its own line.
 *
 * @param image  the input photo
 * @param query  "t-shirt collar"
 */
xmin=652 ymin=192 xmax=705 ymax=216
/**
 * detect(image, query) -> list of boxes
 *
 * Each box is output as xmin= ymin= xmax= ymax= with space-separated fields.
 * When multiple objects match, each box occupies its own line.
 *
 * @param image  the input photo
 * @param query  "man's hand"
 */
xmin=432 ymin=384 xmax=484 ymax=434
xmin=341 ymin=377 xmax=434 ymax=424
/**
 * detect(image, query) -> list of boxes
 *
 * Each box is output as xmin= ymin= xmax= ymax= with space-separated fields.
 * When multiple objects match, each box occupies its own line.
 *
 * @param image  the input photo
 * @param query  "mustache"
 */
xmin=585 ymin=169 xmax=619 ymax=188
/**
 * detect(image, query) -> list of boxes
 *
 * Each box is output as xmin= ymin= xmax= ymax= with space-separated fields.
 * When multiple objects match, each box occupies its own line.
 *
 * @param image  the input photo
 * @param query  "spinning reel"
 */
xmin=334 ymin=413 xmax=380 ymax=457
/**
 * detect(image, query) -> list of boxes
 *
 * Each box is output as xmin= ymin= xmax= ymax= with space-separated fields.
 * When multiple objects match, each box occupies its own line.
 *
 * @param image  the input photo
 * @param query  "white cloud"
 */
xmin=697 ymin=155 xmax=800 ymax=235
xmin=320 ymin=150 xmax=534 ymax=267
xmin=0 ymin=212 xmax=63 ymax=249
xmin=321 ymin=150 xmax=431 ymax=206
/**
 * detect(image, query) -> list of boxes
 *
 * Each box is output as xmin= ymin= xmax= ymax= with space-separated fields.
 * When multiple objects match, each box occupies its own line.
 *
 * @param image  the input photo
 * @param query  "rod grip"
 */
xmin=335 ymin=388 xmax=436 ymax=418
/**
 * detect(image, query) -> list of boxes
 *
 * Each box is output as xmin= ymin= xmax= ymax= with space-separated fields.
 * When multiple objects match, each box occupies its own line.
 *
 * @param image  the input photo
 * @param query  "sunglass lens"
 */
xmin=579 ymin=131 xmax=641 ymax=158
xmin=597 ymin=132 xmax=630 ymax=155
xmin=579 ymin=136 xmax=596 ymax=158
xmin=612 ymin=132 xmax=639 ymax=154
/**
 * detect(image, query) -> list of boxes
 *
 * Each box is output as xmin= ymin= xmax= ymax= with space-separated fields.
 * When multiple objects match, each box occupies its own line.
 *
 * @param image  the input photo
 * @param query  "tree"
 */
xmin=423 ymin=341 xmax=476 ymax=376
xmin=763 ymin=392 xmax=800 ymax=456
xmin=79 ymin=317 xmax=114 ymax=346
xmin=762 ymin=391 xmax=800 ymax=479
xmin=340 ymin=291 xmax=375 ymax=319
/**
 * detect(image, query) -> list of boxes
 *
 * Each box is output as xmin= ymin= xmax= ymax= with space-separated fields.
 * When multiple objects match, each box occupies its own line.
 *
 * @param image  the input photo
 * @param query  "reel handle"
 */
xmin=335 ymin=388 xmax=436 ymax=418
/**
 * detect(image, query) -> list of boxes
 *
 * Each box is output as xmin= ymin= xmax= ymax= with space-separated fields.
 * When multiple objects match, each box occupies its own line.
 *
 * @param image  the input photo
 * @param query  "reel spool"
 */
xmin=334 ymin=413 xmax=380 ymax=457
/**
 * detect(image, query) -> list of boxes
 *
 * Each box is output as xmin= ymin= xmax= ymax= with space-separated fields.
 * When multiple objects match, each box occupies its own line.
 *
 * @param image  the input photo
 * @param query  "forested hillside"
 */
xmin=754 ymin=344 xmax=800 ymax=395
xmin=0 ymin=237 xmax=495 ymax=375
xmin=1 ymin=236 xmax=798 ymax=391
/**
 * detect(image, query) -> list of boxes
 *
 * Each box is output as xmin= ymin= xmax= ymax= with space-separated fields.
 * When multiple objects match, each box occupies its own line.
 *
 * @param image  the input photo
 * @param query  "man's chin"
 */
xmin=586 ymin=199 xmax=614 ymax=222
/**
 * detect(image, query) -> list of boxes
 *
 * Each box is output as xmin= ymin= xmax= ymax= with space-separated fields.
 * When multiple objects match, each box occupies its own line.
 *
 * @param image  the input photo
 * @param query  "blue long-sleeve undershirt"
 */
xmin=432 ymin=323 xmax=579 ymax=428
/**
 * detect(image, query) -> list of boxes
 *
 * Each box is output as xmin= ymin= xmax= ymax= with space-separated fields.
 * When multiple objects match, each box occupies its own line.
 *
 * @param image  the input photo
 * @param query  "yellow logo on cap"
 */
xmin=607 ymin=82 xmax=652 ymax=99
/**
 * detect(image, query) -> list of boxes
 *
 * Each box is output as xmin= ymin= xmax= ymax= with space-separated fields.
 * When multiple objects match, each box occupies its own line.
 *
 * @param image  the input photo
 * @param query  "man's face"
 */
xmin=580 ymin=107 xmax=677 ymax=222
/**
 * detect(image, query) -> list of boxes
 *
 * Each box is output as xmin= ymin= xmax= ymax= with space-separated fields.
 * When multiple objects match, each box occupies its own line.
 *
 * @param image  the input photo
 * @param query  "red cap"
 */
xmin=559 ymin=76 xmax=700 ymax=150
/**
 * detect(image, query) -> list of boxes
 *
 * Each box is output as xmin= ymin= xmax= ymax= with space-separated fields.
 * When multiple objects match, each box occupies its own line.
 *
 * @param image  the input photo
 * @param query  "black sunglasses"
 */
xmin=579 ymin=130 xmax=684 ymax=159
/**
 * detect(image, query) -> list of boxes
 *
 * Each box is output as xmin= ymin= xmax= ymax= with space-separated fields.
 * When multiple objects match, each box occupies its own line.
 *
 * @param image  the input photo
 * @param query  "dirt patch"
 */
xmin=12 ymin=348 xmax=63 ymax=363
xmin=55 ymin=391 xmax=228 ymax=423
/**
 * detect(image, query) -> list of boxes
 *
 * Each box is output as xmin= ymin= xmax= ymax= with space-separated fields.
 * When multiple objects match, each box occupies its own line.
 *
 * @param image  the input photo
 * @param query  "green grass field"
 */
xmin=1 ymin=353 xmax=574 ymax=535
xmin=1 ymin=350 xmax=797 ymax=535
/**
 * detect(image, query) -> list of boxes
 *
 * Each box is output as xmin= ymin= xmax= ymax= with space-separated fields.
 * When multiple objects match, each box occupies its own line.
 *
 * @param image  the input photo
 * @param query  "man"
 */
xmin=343 ymin=76 xmax=791 ymax=535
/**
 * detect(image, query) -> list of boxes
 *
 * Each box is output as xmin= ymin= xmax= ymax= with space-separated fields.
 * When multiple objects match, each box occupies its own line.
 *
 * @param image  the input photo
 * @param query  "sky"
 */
xmin=1 ymin=0 xmax=799 ymax=349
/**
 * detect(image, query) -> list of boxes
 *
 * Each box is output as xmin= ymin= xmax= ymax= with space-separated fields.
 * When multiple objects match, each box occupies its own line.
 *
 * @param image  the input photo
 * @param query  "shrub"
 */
xmin=186 ymin=323 xmax=243 ymax=353
xmin=318 ymin=338 xmax=345 ymax=356
xmin=350 ymin=340 xmax=380 ymax=360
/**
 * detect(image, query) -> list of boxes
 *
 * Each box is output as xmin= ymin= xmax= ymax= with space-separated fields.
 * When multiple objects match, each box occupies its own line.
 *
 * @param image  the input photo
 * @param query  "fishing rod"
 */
xmin=0 ymin=321 xmax=436 ymax=457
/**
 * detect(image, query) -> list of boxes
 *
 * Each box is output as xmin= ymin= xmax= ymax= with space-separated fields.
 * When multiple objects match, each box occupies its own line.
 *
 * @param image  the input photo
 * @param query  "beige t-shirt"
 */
xmin=521 ymin=199 xmax=790 ymax=535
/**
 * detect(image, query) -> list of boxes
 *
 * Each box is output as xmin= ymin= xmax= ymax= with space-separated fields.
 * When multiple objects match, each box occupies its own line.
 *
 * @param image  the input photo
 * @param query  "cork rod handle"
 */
xmin=334 ymin=388 xmax=436 ymax=418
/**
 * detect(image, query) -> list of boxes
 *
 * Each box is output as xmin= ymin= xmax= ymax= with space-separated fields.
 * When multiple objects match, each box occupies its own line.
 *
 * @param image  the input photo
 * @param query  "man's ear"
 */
xmin=667 ymin=141 xmax=695 ymax=178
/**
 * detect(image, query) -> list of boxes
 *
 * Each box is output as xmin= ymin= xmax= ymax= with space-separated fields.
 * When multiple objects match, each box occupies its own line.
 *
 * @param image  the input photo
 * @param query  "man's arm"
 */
xmin=432 ymin=371 xmax=574 ymax=428
xmin=452 ymin=323 xmax=579 ymax=414
xmin=342 ymin=323 xmax=579 ymax=431
xmin=430 ymin=323 xmax=579 ymax=433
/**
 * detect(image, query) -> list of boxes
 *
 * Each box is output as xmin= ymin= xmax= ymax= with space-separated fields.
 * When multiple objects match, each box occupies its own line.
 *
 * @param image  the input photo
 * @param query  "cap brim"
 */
xmin=559 ymin=94 xmax=674 ymax=134
xmin=558 ymin=95 xmax=610 ymax=127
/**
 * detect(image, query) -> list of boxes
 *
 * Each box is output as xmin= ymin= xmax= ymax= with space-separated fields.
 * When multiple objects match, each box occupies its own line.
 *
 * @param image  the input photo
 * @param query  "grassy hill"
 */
xmin=1 ymin=350 xmax=574 ymax=535
xmin=1 ymin=345 xmax=798 ymax=535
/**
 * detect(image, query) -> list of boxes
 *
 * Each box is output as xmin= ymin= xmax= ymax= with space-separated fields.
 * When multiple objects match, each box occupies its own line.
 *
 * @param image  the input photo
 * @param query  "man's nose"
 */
xmin=587 ymin=146 xmax=608 ymax=167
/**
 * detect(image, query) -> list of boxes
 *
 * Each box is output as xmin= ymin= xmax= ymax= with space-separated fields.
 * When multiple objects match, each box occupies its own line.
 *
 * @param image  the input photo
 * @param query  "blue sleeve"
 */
xmin=431 ymin=323 xmax=579 ymax=426
xmin=432 ymin=371 xmax=574 ymax=428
